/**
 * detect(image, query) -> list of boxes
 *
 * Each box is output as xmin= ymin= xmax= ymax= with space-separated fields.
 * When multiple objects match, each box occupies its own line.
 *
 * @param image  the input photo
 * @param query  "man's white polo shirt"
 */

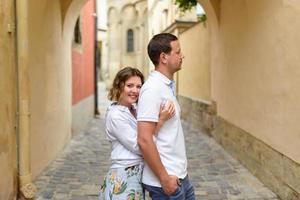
xmin=137 ymin=70 xmax=187 ymax=187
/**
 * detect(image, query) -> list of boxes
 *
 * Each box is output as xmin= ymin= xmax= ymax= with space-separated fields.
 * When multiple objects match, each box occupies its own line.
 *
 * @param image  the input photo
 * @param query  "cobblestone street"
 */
xmin=34 ymin=83 xmax=279 ymax=200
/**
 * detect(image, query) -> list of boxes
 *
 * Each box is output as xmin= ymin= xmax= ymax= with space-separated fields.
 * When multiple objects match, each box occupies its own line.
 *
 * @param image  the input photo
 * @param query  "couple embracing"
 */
xmin=99 ymin=33 xmax=195 ymax=200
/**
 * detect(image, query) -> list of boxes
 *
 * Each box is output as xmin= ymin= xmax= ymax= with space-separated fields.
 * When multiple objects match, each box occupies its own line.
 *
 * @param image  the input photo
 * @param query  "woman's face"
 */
xmin=119 ymin=76 xmax=142 ymax=107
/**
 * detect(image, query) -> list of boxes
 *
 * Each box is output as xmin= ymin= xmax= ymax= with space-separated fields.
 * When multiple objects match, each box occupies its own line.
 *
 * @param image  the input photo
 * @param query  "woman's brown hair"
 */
xmin=108 ymin=67 xmax=144 ymax=101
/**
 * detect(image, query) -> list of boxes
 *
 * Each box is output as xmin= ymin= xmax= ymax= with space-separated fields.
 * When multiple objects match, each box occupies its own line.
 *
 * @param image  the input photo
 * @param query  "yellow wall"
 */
xmin=0 ymin=1 xmax=17 ymax=199
xmin=28 ymin=0 xmax=87 ymax=178
xmin=178 ymin=22 xmax=211 ymax=102
xmin=210 ymin=0 xmax=300 ymax=164
xmin=0 ymin=0 xmax=84 ymax=196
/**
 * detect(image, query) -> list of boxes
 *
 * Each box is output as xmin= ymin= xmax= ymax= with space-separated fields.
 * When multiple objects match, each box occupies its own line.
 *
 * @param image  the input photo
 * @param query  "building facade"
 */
xmin=105 ymin=0 xmax=148 ymax=85
xmin=96 ymin=0 xmax=108 ymax=82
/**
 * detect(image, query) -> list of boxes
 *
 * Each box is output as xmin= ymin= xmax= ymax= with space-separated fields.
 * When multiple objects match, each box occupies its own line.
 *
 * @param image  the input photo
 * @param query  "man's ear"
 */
xmin=160 ymin=52 xmax=167 ymax=64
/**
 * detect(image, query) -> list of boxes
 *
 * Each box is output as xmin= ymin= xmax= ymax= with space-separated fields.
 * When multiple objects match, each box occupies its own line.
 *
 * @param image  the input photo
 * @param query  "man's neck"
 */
xmin=155 ymin=66 xmax=173 ymax=80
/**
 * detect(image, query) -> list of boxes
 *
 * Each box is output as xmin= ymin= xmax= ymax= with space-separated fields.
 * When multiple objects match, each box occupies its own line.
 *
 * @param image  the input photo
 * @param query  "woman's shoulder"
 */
xmin=106 ymin=103 xmax=128 ymax=120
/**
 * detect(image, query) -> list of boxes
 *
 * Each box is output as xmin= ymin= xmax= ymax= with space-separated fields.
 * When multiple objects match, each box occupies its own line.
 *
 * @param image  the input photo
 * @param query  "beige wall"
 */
xmin=28 ymin=0 xmax=88 ymax=178
xmin=0 ymin=1 xmax=18 ymax=199
xmin=0 ymin=0 xmax=92 ymax=196
xmin=178 ymin=22 xmax=211 ymax=102
xmin=141 ymin=9 xmax=149 ymax=77
xmin=148 ymin=0 xmax=169 ymax=36
xmin=28 ymin=0 xmax=71 ymax=178
xmin=205 ymin=0 xmax=300 ymax=164
xmin=147 ymin=0 xmax=198 ymax=74
xmin=107 ymin=6 xmax=121 ymax=84
xmin=106 ymin=0 xmax=148 ymax=85
xmin=72 ymin=96 xmax=94 ymax=136
xmin=121 ymin=5 xmax=137 ymax=68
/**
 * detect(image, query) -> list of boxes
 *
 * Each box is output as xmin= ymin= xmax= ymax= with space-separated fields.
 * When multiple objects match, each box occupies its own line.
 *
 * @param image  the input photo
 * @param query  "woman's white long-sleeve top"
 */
xmin=105 ymin=103 xmax=142 ymax=168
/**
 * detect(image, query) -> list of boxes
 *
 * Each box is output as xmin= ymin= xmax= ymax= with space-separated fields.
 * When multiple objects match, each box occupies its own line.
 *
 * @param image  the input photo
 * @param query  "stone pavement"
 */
xmin=34 ymin=82 xmax=279 ymax=200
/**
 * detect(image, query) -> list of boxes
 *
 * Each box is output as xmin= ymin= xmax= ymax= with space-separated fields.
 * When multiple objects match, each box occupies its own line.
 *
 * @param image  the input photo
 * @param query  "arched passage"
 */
xmin=175 ymin=1 xmax=219 ymax=135
xmin=27 ymin=0 xmax=96 ymax=184
xmin=197 ymin=0 xmax=221 ymax=101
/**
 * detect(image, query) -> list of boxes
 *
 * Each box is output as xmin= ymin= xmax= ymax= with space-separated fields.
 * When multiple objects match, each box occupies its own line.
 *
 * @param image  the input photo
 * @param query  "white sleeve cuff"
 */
xmin=137 ymin=117 xmax=158 ymax=122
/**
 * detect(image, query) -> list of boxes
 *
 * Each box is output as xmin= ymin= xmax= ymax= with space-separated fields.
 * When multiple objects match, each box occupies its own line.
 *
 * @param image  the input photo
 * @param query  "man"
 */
xmin=137 ymin=33 xmax=195 ymax=199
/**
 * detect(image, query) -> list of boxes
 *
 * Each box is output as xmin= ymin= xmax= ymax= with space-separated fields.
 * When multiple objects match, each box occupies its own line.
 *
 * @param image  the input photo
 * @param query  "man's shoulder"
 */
xmin=140 ymin=83 xmax=162 ymax=97
xmin=142 ymin=77 xmax=164 ymax=91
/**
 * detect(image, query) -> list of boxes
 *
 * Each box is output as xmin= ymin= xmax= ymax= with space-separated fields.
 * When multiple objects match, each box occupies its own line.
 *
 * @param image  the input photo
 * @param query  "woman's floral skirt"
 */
xmin=99 ymin=164 xmax=144 ymax=200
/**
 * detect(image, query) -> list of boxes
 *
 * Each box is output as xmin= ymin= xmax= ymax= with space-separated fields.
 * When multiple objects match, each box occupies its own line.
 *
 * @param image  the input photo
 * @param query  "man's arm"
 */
xmin=137 ymin=121 xmax=179 ymax=195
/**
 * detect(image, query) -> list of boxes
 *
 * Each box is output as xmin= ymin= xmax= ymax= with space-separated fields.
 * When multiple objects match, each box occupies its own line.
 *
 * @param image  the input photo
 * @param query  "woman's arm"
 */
xmin=108 ymin=116 xmax=142 ymax=155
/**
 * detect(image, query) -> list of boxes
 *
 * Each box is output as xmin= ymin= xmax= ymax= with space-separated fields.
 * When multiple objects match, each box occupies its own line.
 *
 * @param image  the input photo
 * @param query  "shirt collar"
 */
xmin=108 ymin=102 xmax=136 ymax=112
xmin=151 ymin=71 xmax=176 ymax=95
xmin=151 ymin=70 xmax=172 ymax=85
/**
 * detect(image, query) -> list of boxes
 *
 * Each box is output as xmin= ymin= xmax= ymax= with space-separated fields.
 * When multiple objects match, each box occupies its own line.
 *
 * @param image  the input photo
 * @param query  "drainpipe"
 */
xmin=16 ymin=0 xmax=37 ymax=198
xmin=94 ymin=0 xmax=100 ymax=116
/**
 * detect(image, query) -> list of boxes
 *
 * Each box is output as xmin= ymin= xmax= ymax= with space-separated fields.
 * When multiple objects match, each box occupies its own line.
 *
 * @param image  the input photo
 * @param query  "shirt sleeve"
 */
xmin=137 ymin=87 xmax=161 ymax=122
xmin=107 ymin=116 xmax=141 ymax=155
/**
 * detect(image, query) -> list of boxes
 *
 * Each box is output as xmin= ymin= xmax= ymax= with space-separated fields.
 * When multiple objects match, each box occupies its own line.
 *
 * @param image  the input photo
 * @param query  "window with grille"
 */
xmin=127 ymin=29 xmax=134 ymax=53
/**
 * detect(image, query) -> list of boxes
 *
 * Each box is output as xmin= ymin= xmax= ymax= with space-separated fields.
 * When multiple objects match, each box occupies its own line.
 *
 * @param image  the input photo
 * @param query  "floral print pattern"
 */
xmin=99 ymin=164 xmax=144 ymax=200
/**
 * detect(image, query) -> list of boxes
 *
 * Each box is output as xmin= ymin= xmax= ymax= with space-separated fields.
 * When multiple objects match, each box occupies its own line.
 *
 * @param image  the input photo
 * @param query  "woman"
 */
xmin=99 ymin=67 xmax=175 ymax=200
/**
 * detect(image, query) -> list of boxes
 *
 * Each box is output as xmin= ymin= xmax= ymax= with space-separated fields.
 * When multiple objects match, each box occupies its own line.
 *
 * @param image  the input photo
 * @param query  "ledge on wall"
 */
xmin=163 ymin=20 xmax=199 ymax=35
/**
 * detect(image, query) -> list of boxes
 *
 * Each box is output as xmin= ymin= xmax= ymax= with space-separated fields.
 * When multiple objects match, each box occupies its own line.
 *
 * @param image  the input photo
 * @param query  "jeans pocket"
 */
xmin=170 ymin=185 xmax=183 ymax=198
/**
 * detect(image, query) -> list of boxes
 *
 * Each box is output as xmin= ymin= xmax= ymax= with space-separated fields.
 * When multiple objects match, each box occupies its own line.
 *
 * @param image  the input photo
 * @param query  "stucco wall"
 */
xmin=0 ymin=1 xmax=17 ymax=199
xmin=178 ymin=22 xmax=211 ymax=102
xmin=121 ymin=5 xmax=137 ymax=68
xmin=212 ymin=0 xmax=300 ymax=164
xmin=107 ymin=6 xmax=121 ymax=84
xmin=106 ymin=0 xmax=148 ymax=86
xmin=28 ymin=0 xmax=96 ymax=178
xmin=72 ymin=95 xmax=94 ymax=135
xmin=148 ymin=0 xmax=171 ymax=40
xmin=28 ymin=0 xmax=73 ymax=178
xmin=72 ymin=0 xmax=95 ymax=135
xmin=72 ymin=0 xmax=95 ymax=105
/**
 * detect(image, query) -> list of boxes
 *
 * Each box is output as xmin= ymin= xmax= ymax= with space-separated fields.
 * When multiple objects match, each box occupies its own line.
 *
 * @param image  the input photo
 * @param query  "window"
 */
xmin=127 ymin=29 xmax=134 ymax=53
xmin=73 ymin=17 xmax=82 ymax=44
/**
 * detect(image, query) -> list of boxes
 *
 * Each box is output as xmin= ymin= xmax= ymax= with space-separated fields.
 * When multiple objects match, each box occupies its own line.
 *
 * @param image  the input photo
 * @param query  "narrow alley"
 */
xmin=34 ymin=83 xmax=279 ymax=200
xmin=2 ymin=1 xmax=300 ymax=199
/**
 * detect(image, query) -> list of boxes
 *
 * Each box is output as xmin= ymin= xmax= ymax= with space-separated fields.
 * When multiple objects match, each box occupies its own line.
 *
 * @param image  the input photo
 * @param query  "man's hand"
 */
xmin=160 ymin=175 xmax=181 ymax=195
xmin=138 ymin=122 xmax=180 ymax=195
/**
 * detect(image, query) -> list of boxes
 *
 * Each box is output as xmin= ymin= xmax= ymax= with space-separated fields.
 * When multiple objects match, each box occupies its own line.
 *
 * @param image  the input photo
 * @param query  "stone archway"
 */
xmin=26 ymin=0 xmax=95 ymax=196
xmin=177 ymin=0 xmax=221 ymax=134
xmin=197 ymin=0 xmax=222 ymax=101
xmin=62 ymin=0 xmax=88 ymax=42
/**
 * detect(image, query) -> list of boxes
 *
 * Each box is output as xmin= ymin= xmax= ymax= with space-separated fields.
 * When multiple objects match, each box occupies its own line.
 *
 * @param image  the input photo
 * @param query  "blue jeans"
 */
xmin=143 ymin=175 xmax=195 ymax=200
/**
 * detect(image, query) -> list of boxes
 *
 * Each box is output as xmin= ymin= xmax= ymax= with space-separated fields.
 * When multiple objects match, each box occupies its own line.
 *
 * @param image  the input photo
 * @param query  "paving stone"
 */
xmin=53 ymin=193 xmax=69 ymax=200
xmin=42 ymin=190 xmax=54 ymax=199
xmin=34 ymin=82 xmax=279 ymax=200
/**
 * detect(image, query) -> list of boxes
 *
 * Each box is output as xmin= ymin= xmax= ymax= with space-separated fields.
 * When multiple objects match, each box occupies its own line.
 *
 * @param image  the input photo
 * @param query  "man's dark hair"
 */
xmin=147 ymin=33 xmax=178 ymax=66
